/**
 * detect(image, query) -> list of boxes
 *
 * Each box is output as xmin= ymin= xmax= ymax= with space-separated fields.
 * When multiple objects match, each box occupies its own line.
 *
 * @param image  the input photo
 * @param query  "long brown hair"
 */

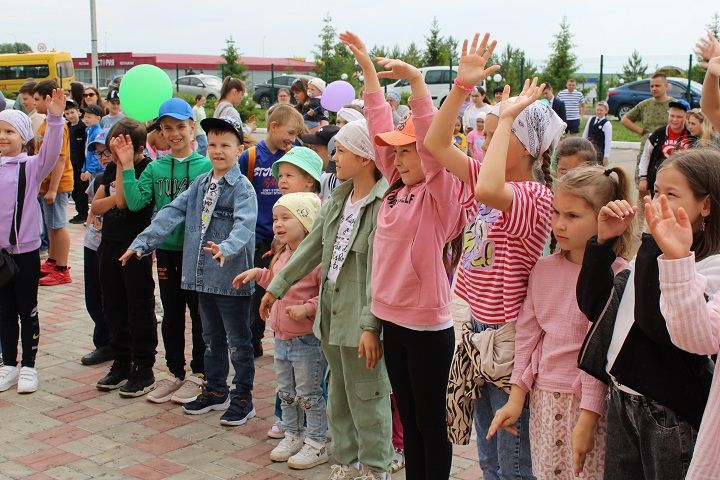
xmin=220 ymin=76 xmax=246 ymax=101
xmin=659 ymin=149 xmax=720 ymax=260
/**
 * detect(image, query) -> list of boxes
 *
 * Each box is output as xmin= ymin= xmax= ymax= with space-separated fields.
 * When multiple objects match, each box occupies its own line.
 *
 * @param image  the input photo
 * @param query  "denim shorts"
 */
xmin=42 ymin=192 xmax=70 ymax=229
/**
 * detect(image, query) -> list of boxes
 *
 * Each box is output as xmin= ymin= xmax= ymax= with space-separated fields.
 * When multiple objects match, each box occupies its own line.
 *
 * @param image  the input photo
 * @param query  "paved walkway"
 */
xmin=0 ymin=216 xmax=481 ymax=479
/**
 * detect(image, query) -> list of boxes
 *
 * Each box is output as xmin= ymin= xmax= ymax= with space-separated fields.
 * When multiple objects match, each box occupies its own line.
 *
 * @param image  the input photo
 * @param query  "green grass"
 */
xmin=579 ymin=118 xmax=642 ymax=142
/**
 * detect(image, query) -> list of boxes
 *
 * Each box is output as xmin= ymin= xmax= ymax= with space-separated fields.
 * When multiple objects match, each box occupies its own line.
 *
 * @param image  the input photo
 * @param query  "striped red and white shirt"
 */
xmin=455 ymin=158 xmax=552 ymax=324
xmin=659 ymin=253 xmax=720 ymax=480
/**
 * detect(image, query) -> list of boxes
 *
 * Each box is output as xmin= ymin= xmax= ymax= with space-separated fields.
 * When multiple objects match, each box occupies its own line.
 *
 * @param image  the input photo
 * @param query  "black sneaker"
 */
xmin=96 ymin=361 xmax=131 ymax=391
xmin=183 ymin=388 xmax=230 ymax=415
xmin=253 ymin=344 xmax=263 ymax=359
xmin=118 ymin=365 xmax=155 ymax=398
xmin=219 ymin=396 xmax=256 ymax=426
xmin=81 ymin=346 xmax=115 ymax=366
xmin=69 ymin=214 xmax=86 ymax=225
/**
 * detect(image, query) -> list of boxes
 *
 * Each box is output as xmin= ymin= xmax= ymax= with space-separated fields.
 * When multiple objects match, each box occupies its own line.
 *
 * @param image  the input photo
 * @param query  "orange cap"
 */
xmin=374 ymin=114 xmax=416 ymax=146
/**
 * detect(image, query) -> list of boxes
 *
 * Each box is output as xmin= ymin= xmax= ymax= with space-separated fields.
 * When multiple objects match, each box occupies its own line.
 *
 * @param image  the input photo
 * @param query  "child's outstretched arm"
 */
xmin=475 ymin=79 xmax=544 ymax=212
xmin=425 ymin=33 xmax=499 ymax=183
xmin=34 ymin=88 xmax=66 ymax=182
xmin=339 ymin=31 xmax=397 ymax=182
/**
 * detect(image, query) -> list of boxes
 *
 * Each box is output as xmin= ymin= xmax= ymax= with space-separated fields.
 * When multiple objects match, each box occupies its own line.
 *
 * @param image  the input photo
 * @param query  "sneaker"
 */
xmin=171 ymin=374 xmax=204 ymax=404
xmin=81 ymin=346 xmax=115 ymax=366
xmin=119 ymin=365 xmax=155 ymax=398
xmin=39 ymin=267 xmax=72 ymax=286
xmin=39 ymin=260 xmax=56 ymax=278
xmin=183 ymin=388 xmax=230 ymax=415
xmin=17 ymin=366 xmax=38 ymax=393
xmin=269 ymin=433 xmax=304 ymax=462
xmin=219 ymin=396 xmax=256 ymax=426
xmin=329 ymin=464 xmax=360 ymax=480
xmin=0 ymin=365 xmax=19 ymax=392
xmin=69 ymin=214 xmax=86 ymax=224
xmin=390 ymin=448 xmax=405 ymax=474
xmin=287 ymin=438 xmax=329 ymax=470
xmin=354 ymin=469 xmax=391 ymax=480
xmin=96 ymin=361 xmax=131 ymax=391
xmin=267 ymin=421 xmax=285 ymax=439
xmin=146 ymin=373 xmax=181 ymax=403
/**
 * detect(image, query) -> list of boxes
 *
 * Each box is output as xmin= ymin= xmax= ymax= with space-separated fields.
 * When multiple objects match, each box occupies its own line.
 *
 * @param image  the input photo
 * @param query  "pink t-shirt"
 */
xmin=466 ymin=130 xmax=486 ymax=162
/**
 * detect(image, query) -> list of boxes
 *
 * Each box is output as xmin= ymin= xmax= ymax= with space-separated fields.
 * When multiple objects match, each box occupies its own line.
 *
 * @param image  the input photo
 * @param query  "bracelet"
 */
xmin=453 ymin=78 xmax=474 ymax=93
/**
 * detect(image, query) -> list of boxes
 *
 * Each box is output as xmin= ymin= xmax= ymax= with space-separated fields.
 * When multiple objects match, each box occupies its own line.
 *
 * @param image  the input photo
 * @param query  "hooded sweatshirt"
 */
xmin=122 ymin=150 xmax=211 ymax=251
xmin=0 ymin=113 xmax=64 ymax=254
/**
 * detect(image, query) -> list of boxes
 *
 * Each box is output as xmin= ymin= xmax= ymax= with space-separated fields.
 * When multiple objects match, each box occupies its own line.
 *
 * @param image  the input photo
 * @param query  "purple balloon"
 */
xmin=320 ymin=80 xmax=356 ymax=112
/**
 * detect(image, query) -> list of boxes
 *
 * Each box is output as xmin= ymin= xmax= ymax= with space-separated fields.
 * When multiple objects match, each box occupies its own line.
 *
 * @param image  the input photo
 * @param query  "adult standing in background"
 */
xmin=192 ymin=95 xmax=208 ymax=156
xmin=69 ymin=82 xmax=85 ymax=107
xmin=542 ymin=82 xmax=567 ymax=123
xmin=557 ymin=79 xmax=585 ymax=134
xmin=462 ymin=87 xmax=491 ymax=133
xmin=386 ymin=91 xmax=410 ymax=127
xmin=621 ymin=73 xmax=674 ymax=152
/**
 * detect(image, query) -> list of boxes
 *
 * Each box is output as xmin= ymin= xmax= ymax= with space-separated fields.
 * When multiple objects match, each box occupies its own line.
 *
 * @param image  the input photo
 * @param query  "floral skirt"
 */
xmin=529 ymin=389 xmax=607 ymax=479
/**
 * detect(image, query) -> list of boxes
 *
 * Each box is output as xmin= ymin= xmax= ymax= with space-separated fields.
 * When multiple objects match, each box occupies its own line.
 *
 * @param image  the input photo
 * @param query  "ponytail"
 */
xmin=220 ymin=76 xmax=246 ymax=101
xmin=540 ymin=149 xmax=553 ymax=188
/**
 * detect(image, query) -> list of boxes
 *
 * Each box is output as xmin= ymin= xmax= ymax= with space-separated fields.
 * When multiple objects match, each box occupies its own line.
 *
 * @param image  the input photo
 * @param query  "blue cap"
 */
xmin=669 ymin=99 xmax=690 ymax=112
xmin=158 ymin=98 xmax=194 ymax=121
xmin=88 ymin=128 xmax=110 ymax=150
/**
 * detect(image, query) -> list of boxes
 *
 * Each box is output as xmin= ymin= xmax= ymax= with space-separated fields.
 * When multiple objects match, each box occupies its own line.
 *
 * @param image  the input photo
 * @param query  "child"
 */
xmin=234 ymin=192 xmax=327 ymax=469
xmin=647 ymin=149 xmax=720 ymax=479
xmin=0 ymin=89 xmax=65 ymax=393
xmin=193 ymin=95 xmax=208 ymax=156
xmin=93 ymin=120 xmax=157 ymax=398
xmin=453 ymin=116 xmax=468 ymax=152
xmin=18 ymin=81 xmax=45 ymax=140
xmin=466 ymin=113 xmax=486 ymax=161
xmin=344 ymin=31 xmax=467 ymax=479
xmin=81 ymin=127 xmax=109 ymax=184
xmin=425 ymin=34 xmax=562 ymax=480
xmin=581 ymin=100 xmax=612 ymax=165
xmin=238 ymin=105 xmax=304 ymax=359
xmin=213 ymin=76 xmax=245 ymax=125
xmin=291 ymin=78 xmax=327 ymax=131
xmin=65 ymin=100 xmax=88 ymax=225
xmin=489 ymin=165 xmax=633 ymax=478
xmin=553 ymin=137 xmax=597 ymax=178
xmin=145 ymin=119 xmax=171 ymax=160
xmin=301 ymin=125 xmax=342 ymax=202
xmin=336 ymin=105 xmax=364 ymax=127
xmin=122 ymin=98 xmax=211 ymax=404
xmin=80 ymin=104 xmax=105 ymax=182
xmin=121 ymin=116 xmax=258 ymax=426
xmin=273 ymin=146 xmax=322 ymax=195
xmin=101 ymin=90 xmax=125 ymax=130
xmin=260 ymin=118 xmax=393 ymax=479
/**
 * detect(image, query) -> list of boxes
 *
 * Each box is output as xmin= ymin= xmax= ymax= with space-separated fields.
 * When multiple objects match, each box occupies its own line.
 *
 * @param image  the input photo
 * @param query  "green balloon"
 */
xmin=119 ymin=64 xmax=173 ymax=122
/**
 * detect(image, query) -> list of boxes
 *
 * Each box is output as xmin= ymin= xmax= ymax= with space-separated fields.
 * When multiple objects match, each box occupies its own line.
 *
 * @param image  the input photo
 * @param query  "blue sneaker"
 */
xmin=182 ymin=388 xmax=229 ymax=415
xmin=219 ymin=396 xmax=256 ymax=426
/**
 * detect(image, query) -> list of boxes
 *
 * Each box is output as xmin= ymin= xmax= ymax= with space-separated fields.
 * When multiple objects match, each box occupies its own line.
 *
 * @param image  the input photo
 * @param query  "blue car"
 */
xmin=607 ymin=77 xmax=702 ymax=119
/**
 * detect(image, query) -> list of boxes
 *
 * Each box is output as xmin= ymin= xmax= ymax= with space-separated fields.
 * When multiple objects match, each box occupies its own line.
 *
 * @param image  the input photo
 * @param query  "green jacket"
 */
xmin=267 ymin=177 xmax=388 ymax=348
xmin=122 ymin=151 xmax=212 ymax=251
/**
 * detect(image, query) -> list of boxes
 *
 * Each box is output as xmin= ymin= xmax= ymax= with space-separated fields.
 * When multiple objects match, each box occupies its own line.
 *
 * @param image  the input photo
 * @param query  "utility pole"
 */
xmin=90 ymin=0 xmax=98 ymax=86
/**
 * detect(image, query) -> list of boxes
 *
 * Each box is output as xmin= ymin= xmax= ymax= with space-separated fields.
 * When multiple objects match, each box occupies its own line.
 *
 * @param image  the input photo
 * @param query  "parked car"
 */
xmin=175 ymin=74 xmax=222 ymax=100
xmin=385 ymin=66 xmax=486 ymax=108
xmin=252 ymin=74 xmax=315 ymax=109
xmin=606 ymin=77 xmax=702 ymax=119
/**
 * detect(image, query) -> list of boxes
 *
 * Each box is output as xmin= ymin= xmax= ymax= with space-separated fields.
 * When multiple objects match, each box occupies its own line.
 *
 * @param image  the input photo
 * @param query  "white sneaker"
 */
xmin=17 ymin=366 xmax=38 ymax=393
xmin=269 ymin=433 xmax=304 ymax=462
xmin=0 ymin=365 xmax=19 ymax=391
xmin=354 ymin=468 xmax=391 ymax=480
xmin=390 ymin=448 xmax=405 ymax=473
xmin=147 ymin=373 xmax=182 ymax=403
xmin=287 ymin=437 xmax=329 ymax=470
xmin=329 ymin=464 xmax=356 ymax=480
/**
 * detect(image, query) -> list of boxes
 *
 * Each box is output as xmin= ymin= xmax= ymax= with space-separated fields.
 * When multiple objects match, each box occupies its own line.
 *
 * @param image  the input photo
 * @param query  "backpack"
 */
xmin=246 ymin=146 xmax=256 ymax=183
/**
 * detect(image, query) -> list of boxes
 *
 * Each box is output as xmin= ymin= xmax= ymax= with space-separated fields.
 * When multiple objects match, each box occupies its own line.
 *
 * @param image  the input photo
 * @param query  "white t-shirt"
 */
xmin=327 ymin=193 xmax=366 ymax=282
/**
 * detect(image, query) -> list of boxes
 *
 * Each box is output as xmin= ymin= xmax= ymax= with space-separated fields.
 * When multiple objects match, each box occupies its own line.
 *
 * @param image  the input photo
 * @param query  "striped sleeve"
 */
xmin=499 ymin=182 xmax=553 ymax=239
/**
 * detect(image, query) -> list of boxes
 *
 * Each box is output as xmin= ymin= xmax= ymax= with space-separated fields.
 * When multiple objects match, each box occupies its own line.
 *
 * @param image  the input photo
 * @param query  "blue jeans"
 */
xmin=196 ymin=134 xmax=207 ymax=157
xmin=472 ymin=319 xmax=535 ymax=480
xmin=274 ymin=334 xmax=328 ymax=443
xmin=198 ymin=293 xmax=254 ymax=399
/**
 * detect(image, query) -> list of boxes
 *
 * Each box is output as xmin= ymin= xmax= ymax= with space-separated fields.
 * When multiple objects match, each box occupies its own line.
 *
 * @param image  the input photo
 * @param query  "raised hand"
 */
xmin=706 ymin=56 xmax=720 ymax=78
xmin=232 ymin=268 xmax=259 ymax=289
xmin=202 ymin=241 xmax=225 ymax=267
xmin=696 ymin=32 xmax=720 ymax=68
xmin=498 ymin=78 xmax=546 ymax=121
xmin=375 ymin=57 xmax=422 ymax=82
xmin=110 ymin=134 xmax=135 ymax=169
xmin=456 ymin=33 xmax=500 ymax=88
xmin=597 ymin=199 xmax=637 ymax=244
xmin=339 ymin=31 xmax=373 ymax=71
xmin=47 ymin=88 xmax=67 ymax=116
xmin=645 ymin=194 xmax=694 ymax=260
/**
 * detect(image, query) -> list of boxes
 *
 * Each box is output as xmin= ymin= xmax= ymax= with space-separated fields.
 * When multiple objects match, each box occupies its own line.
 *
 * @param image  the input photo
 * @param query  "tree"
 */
xmin=496 ymin=45 xmax=539 ymax=93
xmin=442 ymin=36 xmax=460 ymax=65
xmin=707 ymin=12 xmax=720 ymax=38
xmin=621 ymin=50 xmax=648 ymax=83
xmin=424 ymin=17 xmax=444 ymax=66
xmin=313 ymin=13 xmax=358 ymax=86
xmin=221 ymin=36 xmax=247 ymax=80
xmin=0 ymin=42 xmax=32 ymax=53
xmin=401 ymin=42 xmax=424 ymax=68
xmin=542 ymin=17 xmax=580 ymax=91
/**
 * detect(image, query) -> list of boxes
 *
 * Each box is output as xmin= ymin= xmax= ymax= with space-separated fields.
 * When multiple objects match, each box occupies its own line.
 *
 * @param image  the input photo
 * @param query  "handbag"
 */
xmin=0 ymin=162 xmax=26 ymax=287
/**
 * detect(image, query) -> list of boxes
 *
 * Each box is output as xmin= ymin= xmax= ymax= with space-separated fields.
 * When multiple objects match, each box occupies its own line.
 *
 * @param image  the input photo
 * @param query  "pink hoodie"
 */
xmin=366 ymin=90 xmax=466 ymax=327
xmin=256 ymin=246 xmax=321 ymax=340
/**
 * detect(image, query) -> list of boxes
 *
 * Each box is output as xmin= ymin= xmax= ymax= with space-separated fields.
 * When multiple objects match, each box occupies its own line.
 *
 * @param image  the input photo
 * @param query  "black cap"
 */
xmin=668 ymin=99 xmax=690 ymax=112
xmin=106 ymin=90 xmax=120 ymax=102
xmin=81 ymin=104 xmax=104 ymax=117
xmin=200 ymin=116 xmax=244 ymax=143
xmin=300 ymin=125 xmax=340 ymax=146
xmin=65 ymin=99 xmax=79 ymax=110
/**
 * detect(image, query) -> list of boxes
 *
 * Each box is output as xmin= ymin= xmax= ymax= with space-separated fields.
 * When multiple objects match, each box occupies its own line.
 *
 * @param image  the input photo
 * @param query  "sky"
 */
xmin=3 ymin=0 xmax=718 ymax=73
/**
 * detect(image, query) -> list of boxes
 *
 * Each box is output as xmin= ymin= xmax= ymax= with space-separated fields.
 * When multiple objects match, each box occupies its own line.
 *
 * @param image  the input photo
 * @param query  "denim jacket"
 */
xmin=130 ymin=165 xmax=257 ymax=296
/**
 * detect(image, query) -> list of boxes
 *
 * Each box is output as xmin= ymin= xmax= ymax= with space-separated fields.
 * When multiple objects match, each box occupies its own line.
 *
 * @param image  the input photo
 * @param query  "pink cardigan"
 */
xmin=365 ymin=90 xmax=465 ymax=327
xmin=659 ymin=253 xmax=720 ymax=479
xmin=256 ymin=247 xmax=320 ymax=340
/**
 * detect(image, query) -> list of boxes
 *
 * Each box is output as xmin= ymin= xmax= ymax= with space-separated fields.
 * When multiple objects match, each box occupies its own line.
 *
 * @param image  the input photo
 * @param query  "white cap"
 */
xmin=335 ymin=119 xmax=375 ymax=162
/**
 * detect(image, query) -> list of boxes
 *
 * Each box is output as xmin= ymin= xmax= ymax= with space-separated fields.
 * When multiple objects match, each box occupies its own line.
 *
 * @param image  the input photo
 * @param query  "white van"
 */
xmin=385 ymin=66 xmax=486 ymax=108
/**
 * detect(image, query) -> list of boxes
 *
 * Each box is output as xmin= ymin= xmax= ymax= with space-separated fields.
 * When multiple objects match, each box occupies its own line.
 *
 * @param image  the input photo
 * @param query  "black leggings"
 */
xmin=0 ymin=249 xmax=41 ymax=367
xmin=382 ymin=320 xmax=455 ymax=480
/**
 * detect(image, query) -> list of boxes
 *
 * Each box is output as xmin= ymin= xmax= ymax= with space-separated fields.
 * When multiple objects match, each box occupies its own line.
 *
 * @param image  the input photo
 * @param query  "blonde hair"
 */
xmin=268 ymin=104 xmax=304 ymax=131
xmin=688 ymin=109 xmax=716 ymax=146
xmin=555 ymin=165 xmax=634 ymax=258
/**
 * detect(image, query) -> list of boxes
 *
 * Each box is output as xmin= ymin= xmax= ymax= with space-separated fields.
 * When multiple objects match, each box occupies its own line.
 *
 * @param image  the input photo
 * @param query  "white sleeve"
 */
xmin=582 ymin=117 xmax=591 ymax=138
xmin=638 ymin=140 xmax=653 ymax=176
xmin=603 ymin=122 xmax=613 ymax=157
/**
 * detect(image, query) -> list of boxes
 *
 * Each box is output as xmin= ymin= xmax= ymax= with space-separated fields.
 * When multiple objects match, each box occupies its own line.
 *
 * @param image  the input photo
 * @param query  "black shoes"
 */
xmin=96 ymin=361 xmax=131 ymax=391
xmin=81 ymin=346 xmax=115 ymax=366
xmin=69 ymin=214 xmax=86 ymax=225
xmin=219 ymin=396 xmax=256 ymax=426
xmin=119 ymin=365 xmax=156 ymax=398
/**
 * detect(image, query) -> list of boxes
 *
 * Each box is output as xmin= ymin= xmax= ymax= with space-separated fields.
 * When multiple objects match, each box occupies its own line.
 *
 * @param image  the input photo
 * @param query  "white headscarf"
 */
xmin=337 ymin=107 xmax=365 ymax=124
xmin=335 ymin=119 xmax=375 ymax=162
xmin=510 ymin=100 xmax=566 ymax=160
xmin=0 ymin=110 xmax=33 ymax=144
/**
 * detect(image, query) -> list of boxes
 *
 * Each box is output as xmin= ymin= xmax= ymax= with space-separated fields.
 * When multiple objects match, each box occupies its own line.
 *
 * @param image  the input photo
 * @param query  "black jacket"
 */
xmin=576 ymin=235 xmax=713 ymax=429
xmin=551 ymin=97 xmax=567 ymax=123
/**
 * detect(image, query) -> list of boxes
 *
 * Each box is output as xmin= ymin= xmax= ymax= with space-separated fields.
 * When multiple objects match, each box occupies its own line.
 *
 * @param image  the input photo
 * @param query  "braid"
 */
xmin=540 ymin=149 xmax=553 ymax=188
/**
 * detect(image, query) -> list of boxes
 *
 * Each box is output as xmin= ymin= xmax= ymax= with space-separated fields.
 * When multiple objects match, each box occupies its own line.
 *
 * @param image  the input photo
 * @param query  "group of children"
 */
xmin=1 ymin=28 xmax=720 ymax=480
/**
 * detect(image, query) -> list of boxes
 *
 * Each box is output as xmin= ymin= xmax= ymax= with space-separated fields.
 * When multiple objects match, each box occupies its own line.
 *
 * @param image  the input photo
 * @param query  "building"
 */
xmin=72 ymin=52 xmax=316 ymax=89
